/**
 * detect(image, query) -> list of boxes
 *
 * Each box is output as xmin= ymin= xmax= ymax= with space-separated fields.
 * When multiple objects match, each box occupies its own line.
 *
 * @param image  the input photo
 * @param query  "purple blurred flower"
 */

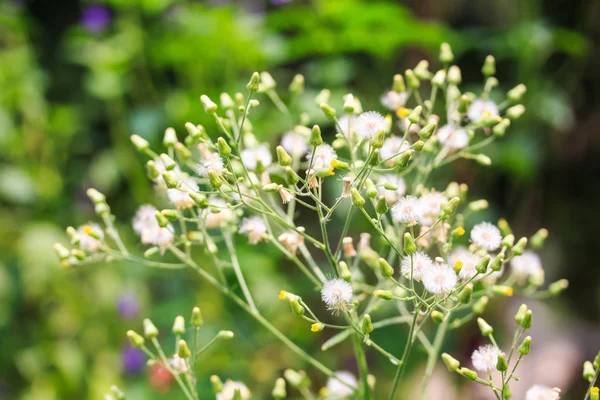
xmin=81 ymin=4 xmax=111 ymax=33
xmin=122 ymin=345 xmax=145 ymax=374
xmin=117 ymin=291 xmax=141 ymax=320
xmin=272 ymin=0 xmax=292 ymax=5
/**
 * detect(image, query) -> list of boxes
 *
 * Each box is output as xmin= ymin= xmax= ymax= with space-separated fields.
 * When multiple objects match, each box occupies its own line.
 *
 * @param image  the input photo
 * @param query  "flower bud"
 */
xmin=441 ymin=197 xmax=460 ymax=217
xmin=419 ymin=123 xmax=436 ymax=139
xmin=127 ymin=330 xmax=145 ymax=348
xmin=490 ymin=254 xmax=504 ymax=272
xmin=468 ymin=200 xmax=488 ymax=212
xmin=315 ymin=89 xmax=330 ymax=106
xmin=276 ymin=145 xmax=292 ymax=167
xmin=404 ymin=233 xmax=416 ymax=254
xmin=320 ymin=103 xmax=336 ymax=119
xmin=395 ymin=150 xmax=412 ymax=168
xmin=431 ymin=310 xmax=445 ymax=324
xmin=289 ymin=74 xmax=304 ymax=95
xmin=472 ymin=296 xmax=489 ymax=315
xmin=175 ymin=142 xmax=191 ymax=161
xmin=414 ymin=60 xmax=431 ymax=80
xmin=177 ymin=339 xmax=191 ymax=358
xmin=259 ymin=72 xmax=276 ymax=92
xmin=311 ymin=323 xmax=324 ymax=332
xmin=512 ymin=237 xmax=527 ymax=256
xmin=200 ymin=95 xmax=218 ymax=113
xmin=458 ymin=283 xmax=473 ymax=304
xmin=507 ymin=84 xmax=527 ymax=102
xmin=493 ymin=118 xmax=511 ymax=137
xmin=530 ymin=228 xmax=548 ymax=249
xmin=447 ymin=66 xmax=462 ymax=85
xmin=130 ymin=134 xmax=149 ymax=152
xmin=272 ymin=377 xmax=287 ymax=399
xmin=161 ymin=209 xmax=179 ymax=221
xmin=143 ymin=318 xmax=159 ymax=338
xmin=217 ymin=330 xmax=234 ymax=340
xmin=477 ymin=317 xmax=493 ymax=336
xmin=442 ymin=353 xmax=460 ymax=371
xmin=519 ymin=310 xmax=533 ymax=329
xmin=498 ymin=218 xmax=512 ymax=236
xmin=337 ymin=261 xmax=352 ymax=282
xmin=189 ymin=192 xmax=209 ymax=209
xmin=208 ymin=170 xmax=223 ymax=189
xmin=482 ymin=55 xmax=496 ymax=76
xmin=284 ymin=369 xmax=310 ymax=388
xmin=191 ymin=307 xmax=204 ymax=327
xmin=285 ymin=167 xmax=300 ymax=185
xmin=54 ymin=243 xmax=71 ymax=261
xmin=460 ymin=367 xmax=478 ymax=381
xmin=146 ymin=160 xmax=160 ymax=180
xmin=408 ymin=106 xmax=422 ymax=124
xmin=172 ymin=316 xmax=185 ymax=335
xmin=492 ymin=285 xmax=513 ymax=297
xmin=518 ymin=336 xmax=531 ymax=355
xmin=440 ymin=43 xmax=454 ymax=63
xmin=362 ymin=314 xmax=374 ymax=334
xmin=502 ymin=234 xmax=515 ymax=248
xmin=163 ymin=127 xmax=178 ymax=147
xmin=351 ymin=188 xmax=365 ymax=208
xmin=289 ymin=298 xmax=305 ymax=316
xmin=365 ymin=178 xmax=378 ymax=198
xmin=591 ymin=387 xmax=599 ymax=400
xmin=496 ymin=353 xmax=508 ymax=371
xmin=246 ymin=72 xmax=260 ymax=92
xmin=451 ymin=226 xmax=465 ymax=238
xmin=160 ymin=154 xmax=176 ymax=171
xmin=432 ymin=69 xmax=446 ymax=87
xmin=315 ymin=167 xmax=334 ymax=178
xmin=87 ymin=188 xmax=106 ymax=204
xmin=211 ymin=375 xmax=224 ymax=393
xmin=391 ymin=74 xmax=406 ymax=93
xmin=376 ymin=196 xmax=389 ymax=215
xmin=309 ymin=125 xmax=323 ymax=146
xmin=548 ymin=279 xmax=569 ymax=296
xmin=343 ymin=93 xmax=355 ymax=113
xmin=378 ymin=258 xmax=394 ymax=279
xmin=154 ymin=211 xmax=169 ymax=228
xmin=374 ymin=289 xmax=392 ymax=300
xmin=506 ymin=104 xmax=526 ymax=120
xmin=584 ymin=361 xmax=596 ymax=381
xmin=405 ymin=69 xmax=420 ymax=89
xmin=217 ymin=137 xmax=231 ymax=157
xmin=514 ymin=303 xmax=527 ymax=323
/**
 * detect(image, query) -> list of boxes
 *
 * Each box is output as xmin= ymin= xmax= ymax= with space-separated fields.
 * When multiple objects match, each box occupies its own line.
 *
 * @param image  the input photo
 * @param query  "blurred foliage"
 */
xmin=0 ymin=0 xmax=597 ymax=398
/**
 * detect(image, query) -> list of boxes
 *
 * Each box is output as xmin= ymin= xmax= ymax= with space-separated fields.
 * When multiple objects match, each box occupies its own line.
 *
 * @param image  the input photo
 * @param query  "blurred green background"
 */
xmin=1 ymin=0 xmax=599 ymax=398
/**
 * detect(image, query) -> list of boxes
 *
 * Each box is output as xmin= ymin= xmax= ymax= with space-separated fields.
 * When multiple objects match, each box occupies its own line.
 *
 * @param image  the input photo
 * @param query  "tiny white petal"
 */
xmin=381 ymin=90 xmax=408 ymax=111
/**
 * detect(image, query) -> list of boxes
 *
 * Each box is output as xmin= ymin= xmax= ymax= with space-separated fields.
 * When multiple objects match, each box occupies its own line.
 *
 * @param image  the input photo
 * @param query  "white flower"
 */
xmin=511 ymin=251 xmax=543 ymax=279
xmin=437 ymin=125 xmax=469 ymax=150
xmin=217 ymin=380 xmax=251 ymax=400
xmin=356 ymin=111 xmax=386 ymax=140
xmin=471 ymin=222 xmax=502 ymax=251
xmin=321 ymin=278 xmax=353 ymax=314
xmin=306 ymin=144 xmax=337 ymax=169
xmin=278 ymin=229 xmax=305 ymax=254
xmin=468 ymin=99 xmax=499 ymax=122
xmin=380 ymin=136 xmax=410 ymax=165
xmin=167 ymin=175 xmax=199 ymax=209
xmin=449 ymin=247 xmax=484 ymax=281
xmin=281 ymin=131 xmax=309 ymax=157
xmin=278 ymin=187 xmax=294 ymax=204
xmin=525 ymin=385 xmax=561 ymax=400
xmin=337 ymin=115 xmax=357 ymax=138
xmin=133 ymin=204 xmax=158 ymax=234
xmin=418 ymin=191 xmax=448 ymax=225
xmin=471 ymin=345 xmax=501 ymax=375
xmin=239 ymin=217 xmax=267 ymax=245
xmin=381 ymin=90 xmax=408 ymax=111
xmin=77 ymin=223 xmax=104 ymax=252
xmin=422 ymin=262 xmax=457 ymax=295
xmin=132 ymin=205 xmax=174 ymax=251
xmin=377 ymin=174 xmax=406 ymax=204
xmin=392 ymin=196 xmax=421 ymax=226
xmin=204 ymin=198 xmax=233 ymax=229
xmin=240 ymin=144 xmax=272 ymax=170
xmin=168 ymin=354 xmax=188 ymax=373
xmin=197 ymin=153 xmax=224 ymax=177
xmin=326 ymin=371 xmax=358 ymax=398
xmin=401 ymin=251 xmax=433 ymax=282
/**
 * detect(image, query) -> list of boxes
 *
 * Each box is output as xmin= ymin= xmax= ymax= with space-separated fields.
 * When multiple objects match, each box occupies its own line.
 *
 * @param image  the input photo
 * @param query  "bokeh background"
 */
xmin=1 ymin=0 xmax=599 ymax=399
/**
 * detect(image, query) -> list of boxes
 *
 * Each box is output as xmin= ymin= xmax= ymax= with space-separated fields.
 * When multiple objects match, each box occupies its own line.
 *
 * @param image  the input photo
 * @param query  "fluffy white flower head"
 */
xmin=217 ymin=380 xmax=251 ymax=400
xmin=449 ymin=247 xmax=484 ymax=281
xmin=468 ymin=99 xmax=499 ymax=122
xmin=307 ymin=144 xmax=337 ymax=169
xmin=422 ymin=260 xmax=457 ymax=295
xmin=437 ymin=125 xmax=469 ymax=150
xmin=471 ymin=222 xmax=502 ymax=251
xmin=204 ymin=198 xmax=233 ymax=228
xmin=197 ymin=153 xmax=224 ymax=177
xmin=326 ymin=371 xmax=358 ymax=398
xmin=471 ymin=345 xmax=501 ymax=375
xmin=525 ymin=385 xmax=561 ymax=400
xmin=392 ymin=196 xmax=421 ymax=226
xmin=418 ymin=191 xmax=448 ymax=226
xmin=511 ymin=251 xmax=543 ymax=279
xmin=167 ymin=175 xmax=199 ymax=209
xmin=377 ymin=174 xmax=406 ymax=204
xmin=77 ymin=223 xmax=104 ymax=252
xmin=356 ymin=111 xmax=386 ymax=140
xmin=401 ymin=251 xmax=433 ymax=282
xmin=281 ymin=131 xmax=308 ymax=157
xmin=337 ymin=115 xmax=357 ymax=138
xmin=321 ymin=278 xmax=353 ymax=314
xmin=380 ymin=136 xmax=410 ymax=165
xmin=381 ymin=90 xmax=408 ymax=111
xmin=132 ymin=205 xmax=174 ymax=250
xmin=240 ymin=144 xmax=272 ymax=170
xmin=239 ymin=216 xmax=267 ymax=245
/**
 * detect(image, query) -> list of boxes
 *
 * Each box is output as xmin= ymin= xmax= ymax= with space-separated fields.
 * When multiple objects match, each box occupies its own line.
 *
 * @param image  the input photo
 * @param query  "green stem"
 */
xmin=222 ymin=231 xmax=257 ymax=312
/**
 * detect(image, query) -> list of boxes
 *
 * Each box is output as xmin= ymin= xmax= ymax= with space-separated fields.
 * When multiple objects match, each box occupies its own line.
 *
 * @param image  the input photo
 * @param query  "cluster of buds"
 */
xmin=583 ymin=351 xmax=600 ymax=400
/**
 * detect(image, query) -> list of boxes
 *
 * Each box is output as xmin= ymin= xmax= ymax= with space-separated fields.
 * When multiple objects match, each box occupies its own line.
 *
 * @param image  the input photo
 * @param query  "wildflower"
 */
xmin=392 ymin=196 xmax=421 ymax=226
xmin=167 ymin=175 xmax=199 ymax=209
xmin=377 ymin=174 xmax=406 ymax=204
xmin=281 ymin=131 xmax=309 ymax=157
xmin=381 ymin=90 xmax=408 ymax=111
xmin=380 ymin=136 xmax=410 ymax=166
xmin=321 ymin=278 xmax=353 ymax=314
xmin=422 ymin=260 xmax=457 ymax=295
xmin=77 ymin=223 xmax=104 ymax=252
xmin=436 ymin=125 xmax=469 ymax=150
xmin=400 ymin=251 xmax=433 ymax=282
xmin=342 ymin=237 xmax=357 ymax=257
xmin=336 ymin=115 xmax=357 ymax=138
xmin=471 ymin=345 xmax=501 ymax=375
xmin=356 ymin=111 xmax=386 ymax=140
xmin=326 ymin=371 xmax=358 ymax=398
xmin=239 ymin=217 xmax=268 ymax=245
xmin=278 ymin=187 xmax=294 ymax=204
xmin=217 ymin=380 xmax=251 ymax=400
xmin=471 ymin=222 xmax=502 ymax=251
xmin=359 ymin=233 xmax=371 ymax=251
xmin=122 ymin=345 xmax=145 ymax=374
xmin=525 ymin=385 xmax=561 ymax=400
xmin=449 ymin=248 xmax=484 ymax=281
xmin=204 ymin=198 xmax=233 ymax=228
xmin=240 ymin=144 xmax=272 ymax=170
xmin=168 ymin=354 xmax=188 ymax=374
xmin=468 ymin=99 xmax=499 ymax=122
xmin=197 ymin=154 xmax=224 ymax=177
xmin=418 ymin=190 xmax=448 ymax=225
xmin=81 ymin=4 xmax=111 ymax=33
xmin=306 ymin=144 xmax=337 ymax=169
xmin=341 ymin=176 xmax=353 ymax=198
xmin=278 ymin=229 xmax=305 ymax=254
xmin=511 ymin=250 xmax=542 ymax=277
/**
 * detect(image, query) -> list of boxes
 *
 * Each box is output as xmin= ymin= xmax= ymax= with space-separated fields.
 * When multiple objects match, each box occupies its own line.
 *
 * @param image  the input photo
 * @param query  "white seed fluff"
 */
xmin=337 ymin=114 xmax=357 ymax=138
xmin=356 ymin=111 xmax=386 ymax=140
xmin=239 ymin=217 xmax=268 ymax=245
xmin=471 ymin=222 xmax=502 ymax=251
xmin=391 ymin=196 xmax=422 ymax=226
xmin=436 ymin=125 xmax=469 ymax=150
xmin=468 ymin=99 xmax=499 ymax=122
xmin=418 ymin=191 xmax=448 ymax=226
xmin=217 ymin=380 xmax=251 ymax=400
xmin=381 ymin=90 xmax=408 ymax=111
xmin=197 ymin=153 xmax=224 ymax=177
xmin=306 ymin=144 xmax=337 ymax=169
xmin=167 ymin=175 xmax=199 ymax=209
xmin=449 ymin=247 xmax=484 ymax=281
xmin=401 ymin=251 xmax=434 ymax=282
xmin=471 ymin=345 xmax=501 ymax=375
xmin=422 ymin=263 xmax=457 ymax=295
xmin=281 ymin=131 xmax=309 ymax=157
xmin=511 ymin=250 xmax=543 ymax=279
xmin=380 ymin=136 xmax=410 ymax=165
xmin=326 ymin=371 xmax=358 ymax=398
xmin=525 ymin=385 xmax=561 ymax=400
xmin=240 ymin=144 xmax=272 ymax=170
xmin=321 ymin=278 xmax=353 ymax=314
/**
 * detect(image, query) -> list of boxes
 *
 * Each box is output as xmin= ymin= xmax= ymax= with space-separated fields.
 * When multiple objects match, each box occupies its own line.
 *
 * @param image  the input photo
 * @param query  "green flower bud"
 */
xmin=351 ymin=189 xmax=365 ymax=208
xmin=189 ymin=192 xmax=209 ymax=209
xmin=217 ymin=330 xmax=234 ymax=340
xmin=477 ymin=317 xmax=493 ymax=336
xmin=272 ymin=377 xmax=287 ymax=399
xmin=131 ymin=134 xmax=149 ymax=152
xmin=493 ymin=118 xmax=511 ymax=137
xmin=419 ymin=123 xmax=437 ymax=139
xmin=362 ymin=314 xmax=374 ymax=334
xmin=289 ymin=74 xmax=304 ymax=95
xmin=177 ymin=339 xmax=191 ymax=358
xmin=315 ymin=167 xmax=334 ymax=178
xmin=460 ymin=367 xmax=478 ymax=381
xmin=414 ymin=60 xmax=431 ymax=80
xmin=159 ymin=154 xmax=176 ymax=171
xmin=154 ymin=211 xmax=169 ymax=228
xmin=442 ymin=353 xmax=460 ymax=371
xmin=530 ymin=228 xmax=548 ymax=249
xmin=143 ymin=318 xmax=159 ymax=338
xmin=432 ymin=69 xmax=446 ymax=87
xmin=343 ymin=93 xmax=355 ymax=113
xmin=468 ymin=200 xmax=489 ymax=212
xmin=395 ymin=150 xmax=413 ymax=168
xmin=175 ymin=143 xmax=191 ymax=161
xmin=191 ymin=307 xmax=204 ymax=327
xmin=496 ymin=353 xmax=508 ymax=372
xmin=331 ymin=159 xmax=350 ymax=171
xmin=163 ymin=127 xmax=178 ymax=147
xmin=404 ymin=233 xmax=416 ymax=254
xmin=482 ymin=55 xmax=496 ymax=76
xmin=376 ymin=196 xmax=389 ymax=215
xmin=200 ymin=95 xmax=218 ymax=113
xmin=507 ymin=84 xmax=527 ymax=102
xmin=441 ymin=197 xmax=460 ymax=217
xmin=217 ymin=137 xmax=231 ymax=157
xmin=146 ymin=160 xmax=160 ymax=180
xmin=520 ymin=310 xmax=533 ymax=329
xmin=458 ymin=95 xmax=471 ymax=113
xmin=290 ymin=298 xmax=305 ymax=316
xmin=405 ymin=69 xmax=420 ymax=89
xmin=283 ymin=369 xmax=310 ymax=388
xmin=208 ymin=170 xmax=223 ymax=189
xmin=371 ymin=130 xmax=385 ymax=149
xmin=285 ymin=167 xmax=300 ymax=185
xmin=584 ymin=361 xmax=596 ymax=381
xmin=458 ymin=283 xmax=473 ymax=304
xmin=161 ymin=209 xmax=179 ymax=221
xmin=127 ymin=330 xmax=145 ymax=348
xmin=491 ymin=285 xmax=514 ymax=297
xmin=490 ymin=254 xmax=504 ymax=272
xmin=211 ymin=375 xmax=224 ymax=393
xmin=518 ymin=336 xmax=531 ymax=355
xmin=172 ymin=316 xmax=185 ymax=335
xmin=514 ymin=304 xmax=528 ymax=324
xmin=431 ymin=310 xmax=445 ymax=324
xmin=263 ymin=183 xmax=279 ymax=193
xmin=220 ymin=92 xmax=235 ymax=110
xmin=506 ymin=104 xmax=526 ymax=120
xmin=447 ymin=66 xmax=462 ymax=85
xmin=365 ymin=179 xmax=378 ymax=198
xmin=309 ymin=125 xmax=323 ymax=146
xmin=440 ymin=43 xmax=454 ymax=63
xmin=472 ymin=296 xmax=489 ymax=315
xmin=259 ymin=72 xmax=276 ymax=92
xmin=87 ymin=188 xmax=106 ymax=204
xmin=548 ymin=279 xmax=569 ymax=296
xmin=339 ymin=261 xmax=352 ymax=282
xmin=408 ymin=106 xmax=422 ymax=124
xmin=276 ymin=146 xmax=292 ymax=167
xmin=378 ymin=258 xmax=394 ymax=279
xmin=315 ymin=89 xmax=330 ymax=106
xmin=393 ymin=74 xmax=406 ymax=93
xmin=54 ymin=243 xmax=71 ymax=261
xmin=94 ymin=202 xmax=110 ymax=216
xmin=502 ymin=234 xmax=515 ymax=248
xmin=412 ymin=141 xmax=425 ymax=152
xmin=246 ymin=72 xmax=260 ymax=92
xmin=512 ymin=237 xmax=528 ymax=256
xmin=320 ymin=103 xmax=336 ymax=119
xmin=498 ymin=218 xmax=512 ymax=236
xmin=373 ymin=289 xmax=392 ymax=300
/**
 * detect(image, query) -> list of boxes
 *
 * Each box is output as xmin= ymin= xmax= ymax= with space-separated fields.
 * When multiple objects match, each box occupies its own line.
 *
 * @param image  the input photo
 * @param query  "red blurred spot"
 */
xmin=149 ymin=363 xmax=174 ymax=393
